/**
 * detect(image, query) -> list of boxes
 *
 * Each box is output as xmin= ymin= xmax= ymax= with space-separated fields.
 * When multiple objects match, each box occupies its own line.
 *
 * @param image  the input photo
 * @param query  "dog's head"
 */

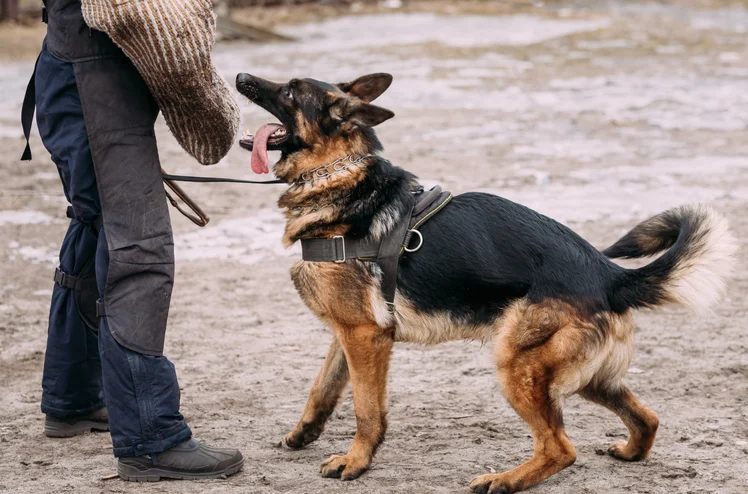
xmin=236 ymin=72 xmax=394 ymax=180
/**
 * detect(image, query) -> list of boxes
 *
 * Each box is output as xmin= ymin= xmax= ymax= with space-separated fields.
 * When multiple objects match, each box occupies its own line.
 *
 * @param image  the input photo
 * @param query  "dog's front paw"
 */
xmin=320 ymin=454 xmax=370 ymax=481
xmin=470 ymin=473 xmax=515 ymax=494
xmin=607 ymin=441 xmax=646 ymax=462
xmin=282 ymin=422 xmax=323 ymax=450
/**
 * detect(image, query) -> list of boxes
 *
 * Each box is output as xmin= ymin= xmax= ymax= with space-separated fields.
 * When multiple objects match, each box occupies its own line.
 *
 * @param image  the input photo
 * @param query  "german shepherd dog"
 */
xmin=235 ymin=72 xmax=736 ymax=493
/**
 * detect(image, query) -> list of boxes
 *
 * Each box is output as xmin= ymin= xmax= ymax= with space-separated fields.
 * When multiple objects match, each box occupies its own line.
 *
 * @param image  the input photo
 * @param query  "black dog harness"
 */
xmin=301 ymin=185 xmax=452 ymax=311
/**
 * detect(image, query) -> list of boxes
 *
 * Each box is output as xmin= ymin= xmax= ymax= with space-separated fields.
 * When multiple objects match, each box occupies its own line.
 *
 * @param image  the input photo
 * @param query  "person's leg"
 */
xmin=36 ymin=41 xmax=107 ymax=434
xmin=95 ymin=228 xmax=192 ymax=457
xmin=40 ymin=224 xmax=102 ymax=418
xmin=36 ymin=41 xmax=191 ymax=450
xmin=96 ymin=229 xmax=242 ymax=480
xmin=36 ymin=39 xmax=242 ymax=481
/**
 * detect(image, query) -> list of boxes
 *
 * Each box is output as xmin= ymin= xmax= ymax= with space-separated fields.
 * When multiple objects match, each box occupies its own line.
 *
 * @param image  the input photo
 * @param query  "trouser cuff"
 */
xmin=113 ymin=424 xmax=192 ymax=458
xmin=41 ymin=400 xmax=106 ymax=420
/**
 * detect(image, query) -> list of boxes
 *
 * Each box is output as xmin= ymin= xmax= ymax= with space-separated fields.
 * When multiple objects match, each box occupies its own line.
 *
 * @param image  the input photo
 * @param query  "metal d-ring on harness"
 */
xmin=403 ymin=229 xmax=423 ymax=253
xmin=300 ymin=185 xmax=453 ymax=312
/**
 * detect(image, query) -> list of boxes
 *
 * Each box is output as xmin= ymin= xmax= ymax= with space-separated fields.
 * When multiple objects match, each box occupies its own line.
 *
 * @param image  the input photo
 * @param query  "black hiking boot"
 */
xmin=117 ymin=438 xmax=244 ymax=481
xmin=44 ymin=407 xmax=110 ymax=438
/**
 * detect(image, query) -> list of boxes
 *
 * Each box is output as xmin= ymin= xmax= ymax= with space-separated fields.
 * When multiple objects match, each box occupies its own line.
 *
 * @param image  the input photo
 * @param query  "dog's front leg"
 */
xmin=284 ymin=333 xmax=350 ymax=449
xmin=320 ymin=323 xmax=393 ymax=481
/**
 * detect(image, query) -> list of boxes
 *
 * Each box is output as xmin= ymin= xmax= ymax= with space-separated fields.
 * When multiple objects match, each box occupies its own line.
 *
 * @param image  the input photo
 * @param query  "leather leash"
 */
xmin=161 ymin=169 xmax=284 ymax=228
xmin=159 ymin=154 xmax=368 ymax=227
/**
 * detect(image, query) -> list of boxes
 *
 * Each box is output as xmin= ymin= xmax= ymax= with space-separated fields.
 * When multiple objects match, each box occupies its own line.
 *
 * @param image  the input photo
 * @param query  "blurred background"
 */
xmin=1 ymin=2 xmax=746 ymax=493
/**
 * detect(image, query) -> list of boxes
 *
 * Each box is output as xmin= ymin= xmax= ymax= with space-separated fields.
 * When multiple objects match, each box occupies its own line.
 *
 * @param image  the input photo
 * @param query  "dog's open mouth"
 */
xmin=240 ymin=123 xmax=289 ymax=174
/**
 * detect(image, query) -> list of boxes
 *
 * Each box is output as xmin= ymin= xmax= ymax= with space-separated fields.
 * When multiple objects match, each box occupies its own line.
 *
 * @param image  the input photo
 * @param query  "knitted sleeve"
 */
xmin=81 ymin=0 xmax=240 ymax=166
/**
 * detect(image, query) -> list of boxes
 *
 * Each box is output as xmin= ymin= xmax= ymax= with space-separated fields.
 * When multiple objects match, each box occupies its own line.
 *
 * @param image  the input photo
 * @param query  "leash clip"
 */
xmin=333 ymin=235 xmax=346 ymax=263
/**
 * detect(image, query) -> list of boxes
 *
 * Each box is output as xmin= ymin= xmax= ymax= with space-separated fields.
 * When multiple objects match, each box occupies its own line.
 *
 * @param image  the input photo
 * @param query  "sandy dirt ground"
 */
xmin=1 ymin=1 xmax=747 ymax=493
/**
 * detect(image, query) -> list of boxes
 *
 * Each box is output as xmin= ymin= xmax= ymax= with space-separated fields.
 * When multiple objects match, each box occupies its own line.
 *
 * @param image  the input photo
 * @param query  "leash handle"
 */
xmin=163 ymin=175 xmax=210 ymax=227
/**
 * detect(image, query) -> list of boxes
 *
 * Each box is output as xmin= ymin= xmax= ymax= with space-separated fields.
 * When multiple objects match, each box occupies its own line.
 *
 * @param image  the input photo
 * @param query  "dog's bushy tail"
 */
xmin=605 ymin=205 xmax=737 ymax=313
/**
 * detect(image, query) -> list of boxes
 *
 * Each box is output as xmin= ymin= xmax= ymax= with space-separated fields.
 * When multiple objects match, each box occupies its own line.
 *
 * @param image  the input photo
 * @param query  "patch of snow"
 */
xmin=0 ymin=210 xmax=60 ymax=226
xmin=12 ymin=245 xmax=58 ymax=265
xmin=175 ymin=209 xmax=299 ymax=264
xmin=274 ymin=14 xmax=611 ymax=51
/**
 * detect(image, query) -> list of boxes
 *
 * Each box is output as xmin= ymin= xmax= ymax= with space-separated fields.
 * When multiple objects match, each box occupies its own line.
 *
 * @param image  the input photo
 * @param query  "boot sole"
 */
xmin=117 ymin=458 xmax=244 ymax=482
xmin=45 ymin=420 xmax=110 ymax=438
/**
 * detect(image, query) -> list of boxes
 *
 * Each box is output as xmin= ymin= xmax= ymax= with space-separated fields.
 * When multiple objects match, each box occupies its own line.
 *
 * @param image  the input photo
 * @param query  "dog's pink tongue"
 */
xmin=251 ymin=123 xmax=283 ymax=174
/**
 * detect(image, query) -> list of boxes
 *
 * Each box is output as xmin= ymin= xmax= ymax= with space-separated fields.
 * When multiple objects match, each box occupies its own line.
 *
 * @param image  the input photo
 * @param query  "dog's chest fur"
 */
xmin=290 ymin=259 xmax=501 ymax=344
xmin=290 ymin=260 xmax=392 ymax=330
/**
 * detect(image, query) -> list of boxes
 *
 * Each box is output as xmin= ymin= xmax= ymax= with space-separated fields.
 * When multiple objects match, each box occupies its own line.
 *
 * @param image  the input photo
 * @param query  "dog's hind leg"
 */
xmin=471 ymin=362 xmax=576 ymax=493
xmin=580 ymin=384 xmax=659 ymax=461
xmin=284 ymin=333 xmax=350 ymax=449
xmin=319 ymin=323 xmax=393 ymax=481
xmin=472 ymin=302 xmax=578 ymax=494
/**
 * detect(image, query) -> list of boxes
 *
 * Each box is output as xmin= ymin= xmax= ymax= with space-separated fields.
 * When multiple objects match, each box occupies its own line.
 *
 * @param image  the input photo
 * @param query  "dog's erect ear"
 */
xmin=330 ymin=99 xmax=395 ymax=128
xmin=336 ymin=73 xmax=393 ymax=103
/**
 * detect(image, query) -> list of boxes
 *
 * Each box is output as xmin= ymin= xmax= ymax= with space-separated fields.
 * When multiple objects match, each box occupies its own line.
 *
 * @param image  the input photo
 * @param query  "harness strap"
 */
xmin=302 ymin=236 xmax=380 ymax=262
xmin=20 ymin=53 xmax=41 ymax=161
xmin=412 ymin=185 xmax=442 ymax=217
xmin=54 ymin=267 xmax=79 ymax=290
xmin=377 ymin=202 xmax=414 ymax=310
xmin=298 ymin=185 xmax=453 ymax=312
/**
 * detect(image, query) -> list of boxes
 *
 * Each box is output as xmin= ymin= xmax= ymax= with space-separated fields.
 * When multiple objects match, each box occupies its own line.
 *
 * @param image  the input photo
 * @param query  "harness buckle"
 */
xmin=332 ymin=235 xmax=346 ymax=263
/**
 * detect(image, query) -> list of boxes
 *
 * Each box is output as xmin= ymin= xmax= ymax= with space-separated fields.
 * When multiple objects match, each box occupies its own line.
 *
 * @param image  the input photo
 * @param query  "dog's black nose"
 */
xmin=236 ymin=73 xmax=251 ymax=86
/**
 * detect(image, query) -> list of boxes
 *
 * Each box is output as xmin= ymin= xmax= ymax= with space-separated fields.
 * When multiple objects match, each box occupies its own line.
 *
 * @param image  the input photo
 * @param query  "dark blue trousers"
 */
xmin=37 ymin=43 xmax=192 ymax=457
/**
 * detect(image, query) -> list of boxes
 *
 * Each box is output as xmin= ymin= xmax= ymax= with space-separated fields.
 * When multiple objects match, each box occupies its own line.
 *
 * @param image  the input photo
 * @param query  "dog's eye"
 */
xmin=285 ymin=89 xmax=294 ymax=101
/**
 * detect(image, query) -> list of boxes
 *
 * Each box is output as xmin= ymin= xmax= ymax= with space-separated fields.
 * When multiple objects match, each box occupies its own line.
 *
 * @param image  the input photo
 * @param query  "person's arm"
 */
xmin=82 ymin=0 xmax=239 ymax=165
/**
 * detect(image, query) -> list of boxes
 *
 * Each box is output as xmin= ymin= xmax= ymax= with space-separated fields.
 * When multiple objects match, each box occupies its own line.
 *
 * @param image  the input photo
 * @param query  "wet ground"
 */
xmin=1 ymin=1 xmax=747 ymax=492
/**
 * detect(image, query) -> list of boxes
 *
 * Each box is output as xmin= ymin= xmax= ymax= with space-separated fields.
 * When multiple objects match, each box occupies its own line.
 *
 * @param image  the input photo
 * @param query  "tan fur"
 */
xmin=393 ymin=295 xmax=496 ymax=344
xmin=368 ymin=282 xmax=394 ymax=329
xmin=468 ymin=301 xmax=642 ymax=493
xmin=274 ymin=119 xmax=369 ymax=181
xmin=318 ymin=322 xmax=393 ymax=480
xmin=291 ymin=260 xmax=383 ymax=329
xmin=277 ymin=136 xmax=370 ymax=247
xmin=282 ymin=207 xmax=348 ymax=248
xmin=495 ymin=301 xmax=634 ymax=401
